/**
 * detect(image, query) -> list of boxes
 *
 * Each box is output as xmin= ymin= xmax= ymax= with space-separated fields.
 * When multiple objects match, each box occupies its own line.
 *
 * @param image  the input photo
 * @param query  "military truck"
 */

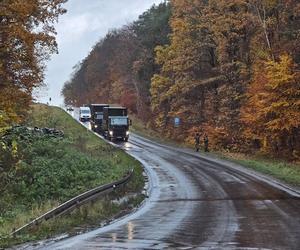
xmin=102 ymin=106 xmax=130 ymax=141
xmin=88 ymin=104 xmax=109 ymax=133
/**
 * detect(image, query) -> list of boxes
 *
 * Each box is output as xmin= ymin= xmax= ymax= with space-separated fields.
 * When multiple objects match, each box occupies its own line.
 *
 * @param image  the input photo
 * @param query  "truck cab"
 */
xmin=79 ymin=107 xmax=91 ymax=122
xmin=88 ymin=104 xmax=109 ymax=133
xmin=103 ymin=107 xmax=130 ymax=141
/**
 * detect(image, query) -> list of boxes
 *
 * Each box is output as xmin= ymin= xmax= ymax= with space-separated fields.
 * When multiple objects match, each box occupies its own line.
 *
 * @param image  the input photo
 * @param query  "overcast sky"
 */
xmin=36 ymin=0 xmax=164 ymax=106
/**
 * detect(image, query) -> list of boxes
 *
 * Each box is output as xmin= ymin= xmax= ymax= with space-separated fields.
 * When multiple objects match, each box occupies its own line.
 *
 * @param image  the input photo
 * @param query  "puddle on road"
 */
xmin=121 ymin=142 xmax=143 ymax=152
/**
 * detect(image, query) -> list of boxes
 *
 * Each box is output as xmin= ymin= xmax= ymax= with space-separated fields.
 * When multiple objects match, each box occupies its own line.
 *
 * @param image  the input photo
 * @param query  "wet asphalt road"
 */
xmin=29 ymin=112 xmax=300 ymax=250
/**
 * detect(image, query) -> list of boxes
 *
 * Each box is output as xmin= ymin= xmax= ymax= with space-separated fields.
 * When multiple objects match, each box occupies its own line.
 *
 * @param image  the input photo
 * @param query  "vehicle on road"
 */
xmin=88 ymin=104 xmax=109 ymax=133
xmin=103 ymin=106 xmax=131 ymax=141
xmin=79 ymin=106 xmax=91 ymax=122
xmin=66 ymin=106 xmax=74 ymax=111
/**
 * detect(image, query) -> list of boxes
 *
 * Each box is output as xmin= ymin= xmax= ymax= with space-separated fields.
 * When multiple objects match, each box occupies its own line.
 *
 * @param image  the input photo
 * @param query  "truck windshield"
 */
xmin=81 ymin=110 xmax=90 ymax=114
xmin=110 ymin=117 xmax=128 ymax=125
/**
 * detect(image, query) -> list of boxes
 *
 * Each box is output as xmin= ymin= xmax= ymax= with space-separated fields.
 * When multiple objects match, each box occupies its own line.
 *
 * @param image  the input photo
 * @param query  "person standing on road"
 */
xmin=204 ymin=133 xmax=209 ymax=152
xmin=194 ymin=133 xmax=200 ymax=152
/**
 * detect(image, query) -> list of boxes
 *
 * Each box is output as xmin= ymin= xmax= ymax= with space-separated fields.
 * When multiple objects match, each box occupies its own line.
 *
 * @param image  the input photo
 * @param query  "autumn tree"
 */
xmin=202 ymin=0 xmax=257 ymax=149
xmin=241 ymin=0 xmax=300 ymax=157
xmin=151 ymin=0 xmax=217 ymax=136
xmin=151 ymin=0 xmax=256 ymax=146
xmin=0 ymin=0 xmax=67 ymax=128
xmin=242 ymin=54 xmax=300 ymax=158
xmin=250 ymin=0 xmax=300 ymax=62
xmin=62 ymin=28 xmax=139 ymax=109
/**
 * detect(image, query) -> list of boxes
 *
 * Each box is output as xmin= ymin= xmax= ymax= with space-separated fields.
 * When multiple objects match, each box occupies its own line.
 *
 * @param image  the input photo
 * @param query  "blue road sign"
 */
xmin=174 ymin=117 xmax=180 ymax=127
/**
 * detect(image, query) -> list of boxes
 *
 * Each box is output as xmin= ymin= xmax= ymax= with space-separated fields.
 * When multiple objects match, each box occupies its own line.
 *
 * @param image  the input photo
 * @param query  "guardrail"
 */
xmin=11 ymin=169 xmax=133 ymax=236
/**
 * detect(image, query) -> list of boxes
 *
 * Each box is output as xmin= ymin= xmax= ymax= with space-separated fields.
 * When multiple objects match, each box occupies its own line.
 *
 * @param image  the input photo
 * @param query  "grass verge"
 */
xmin=0 ymin=104 xmax=145 ymax=248
xmin=219 ymin=152 xmax=300 ymax=186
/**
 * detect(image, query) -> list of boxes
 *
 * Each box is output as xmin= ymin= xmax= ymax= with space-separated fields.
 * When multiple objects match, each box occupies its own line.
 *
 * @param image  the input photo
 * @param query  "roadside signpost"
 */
xmin=174 ymin=117 xmax=180 ymax=127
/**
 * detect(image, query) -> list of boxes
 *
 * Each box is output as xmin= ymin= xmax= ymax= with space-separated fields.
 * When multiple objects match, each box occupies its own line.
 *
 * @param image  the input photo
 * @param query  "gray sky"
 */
xmin=36 ymin=0 xmax=164 ymax=106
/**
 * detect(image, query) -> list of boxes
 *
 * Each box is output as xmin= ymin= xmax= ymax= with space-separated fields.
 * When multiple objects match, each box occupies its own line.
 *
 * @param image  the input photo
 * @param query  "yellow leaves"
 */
xmin=171 ymin=18 xmax=189 ymax=34
xmin=0 ymin=84 xmax=31 ymax=127
xmin=265 ymin=54 xmax=295 ymax=89
xmin=0 ymin=141 xmax=7 ymax=151
xmin=150 ymin=74 xmax=172 ymax=110
xmin=166 ymin=82 xmax=182 ymax=97
xmin=154 ymin=112 xmax=168 ymax=129
xmin=11 ymin=139 xmax=18 ymax=158
xmin=242 ymin=54 xmax=300 ymax=150
xmin=148 ymin=0 xmax=300 ymax=156
xmin=263 ymin=0 xmax=278 ymax=9
xmin=154 ymin=45 xmax=170 ymax=65
xmin=150 ymin=74 xmax=171 ymax=95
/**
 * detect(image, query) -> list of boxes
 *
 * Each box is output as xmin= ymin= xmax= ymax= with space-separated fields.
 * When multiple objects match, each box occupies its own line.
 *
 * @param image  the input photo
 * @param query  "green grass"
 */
xmin=1 ymin=193 xmax=145 ymax=248
xmin=0 ymin=104 xmax=145 ymax=248
xmin=226 ymin=154 xmax=300 ymax=186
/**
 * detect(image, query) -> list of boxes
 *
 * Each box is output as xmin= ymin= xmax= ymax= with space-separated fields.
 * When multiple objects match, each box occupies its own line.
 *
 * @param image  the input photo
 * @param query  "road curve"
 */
xmin=27 ymin=119 xmax=300 ymax=249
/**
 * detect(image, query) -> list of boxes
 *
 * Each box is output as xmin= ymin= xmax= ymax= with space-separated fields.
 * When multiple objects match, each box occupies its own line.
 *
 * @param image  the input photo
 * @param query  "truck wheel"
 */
xmin=124 ymin=137 xmax=128 ymax=142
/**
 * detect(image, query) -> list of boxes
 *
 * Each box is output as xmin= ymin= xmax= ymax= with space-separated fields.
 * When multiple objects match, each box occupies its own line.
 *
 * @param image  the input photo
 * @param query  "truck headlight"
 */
xmin=95 ymin=125 xmax=98 ymax=128
xmin=126 ymin=131 xmax=129 ymax=136
xmin=109 ymin=130 xmax=113 ymax=136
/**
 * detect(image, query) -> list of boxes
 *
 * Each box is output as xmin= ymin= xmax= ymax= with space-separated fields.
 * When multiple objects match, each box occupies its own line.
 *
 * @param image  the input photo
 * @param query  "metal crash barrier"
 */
xmin=11 ymin=169 xmax=133 ymax=235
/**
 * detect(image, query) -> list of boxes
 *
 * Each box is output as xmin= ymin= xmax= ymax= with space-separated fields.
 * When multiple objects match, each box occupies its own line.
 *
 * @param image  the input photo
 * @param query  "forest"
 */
xmin=1 ymin=0 xmax=297 ymax=160
xmin=62 ymin=0 xmax=300 ymax=160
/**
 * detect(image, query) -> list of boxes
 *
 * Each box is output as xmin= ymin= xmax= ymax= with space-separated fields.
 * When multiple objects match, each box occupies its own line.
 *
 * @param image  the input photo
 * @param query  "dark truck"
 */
xmin=103 ymin=107 xmax=130 ymax=141
xmin=88 ymin=104 xmax=109 ymax=133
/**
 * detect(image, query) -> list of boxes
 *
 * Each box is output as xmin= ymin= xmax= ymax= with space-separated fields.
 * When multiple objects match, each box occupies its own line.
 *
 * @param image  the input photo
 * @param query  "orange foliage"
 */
xmin=0 ymin=0 xmax=66 ymax=126
xmin=242 ymin=54 xmax=300 ymax=157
